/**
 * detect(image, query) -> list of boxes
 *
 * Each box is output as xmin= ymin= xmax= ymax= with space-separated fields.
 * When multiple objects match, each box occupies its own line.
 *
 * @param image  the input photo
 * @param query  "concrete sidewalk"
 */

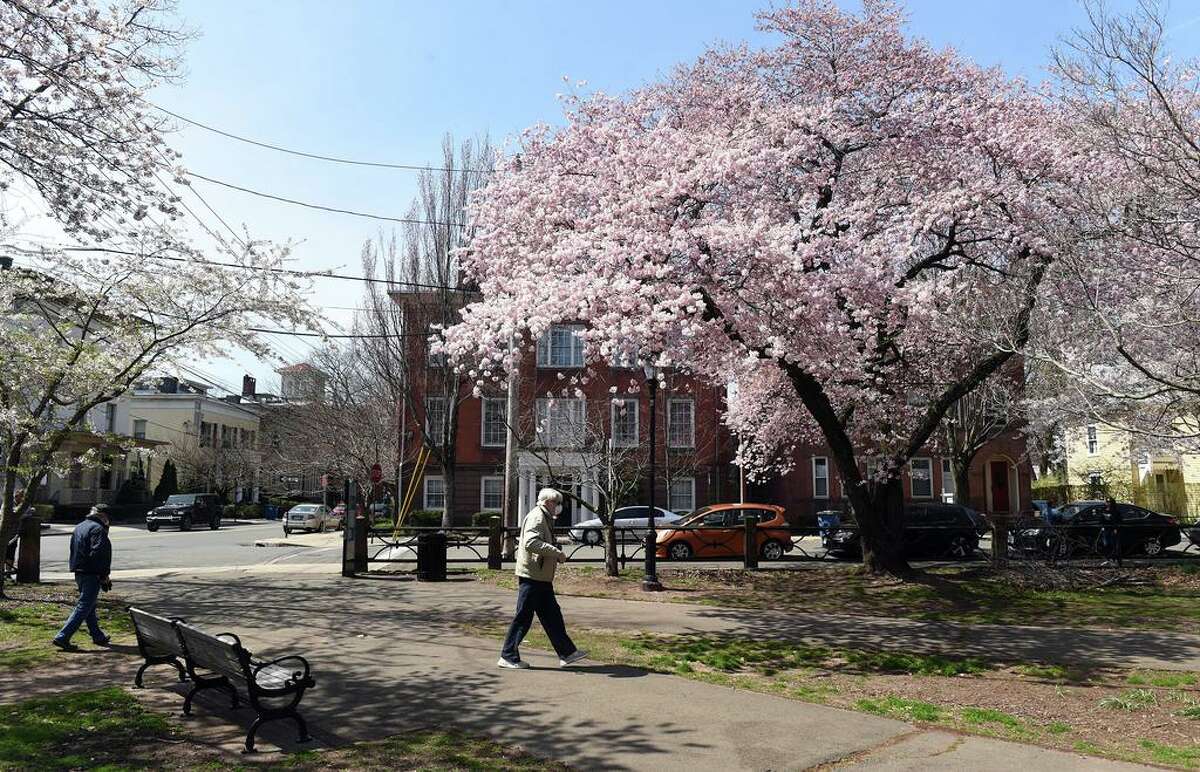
xmin=98 ymin=570 xmax=1154 ymax=770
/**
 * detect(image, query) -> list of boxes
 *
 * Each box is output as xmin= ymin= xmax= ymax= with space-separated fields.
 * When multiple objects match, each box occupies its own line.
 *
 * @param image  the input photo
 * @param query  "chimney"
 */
xmin=242 ymin=374 xmax=257 ymax=398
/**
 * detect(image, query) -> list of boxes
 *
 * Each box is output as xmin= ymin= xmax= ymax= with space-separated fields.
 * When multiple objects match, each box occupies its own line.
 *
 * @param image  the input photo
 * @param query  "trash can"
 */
xmin=416 ymin=531 xmax=448 ymax=581
xmin=816 ymin=510 xmax=841 ymax=539
xmin=264 ymin=504 xmax=278 ymax=521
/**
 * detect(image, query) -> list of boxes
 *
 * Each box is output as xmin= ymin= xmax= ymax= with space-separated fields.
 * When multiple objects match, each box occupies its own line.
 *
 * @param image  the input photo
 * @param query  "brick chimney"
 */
xmin=242 ymin=374 xmax=257 ymax=398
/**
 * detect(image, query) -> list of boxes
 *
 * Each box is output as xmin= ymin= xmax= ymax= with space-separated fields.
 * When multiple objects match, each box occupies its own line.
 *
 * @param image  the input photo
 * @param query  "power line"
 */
xmin=187 ymin=172 xmax=469 ymax=227
xmin=27 ymin=247 xmax=481 ymax=294
xmin=152 ymin=104 xmax=497 ymax=174
xmin=247 ymin=326 xmax=434 ymax=340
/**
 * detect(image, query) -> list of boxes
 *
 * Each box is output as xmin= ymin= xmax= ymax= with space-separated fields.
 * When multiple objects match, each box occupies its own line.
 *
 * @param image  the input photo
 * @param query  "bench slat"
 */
xmin=177 ymin=623 xmax=247 ymax=683
xmin=129 ymin=607 xmax=185 ymax=659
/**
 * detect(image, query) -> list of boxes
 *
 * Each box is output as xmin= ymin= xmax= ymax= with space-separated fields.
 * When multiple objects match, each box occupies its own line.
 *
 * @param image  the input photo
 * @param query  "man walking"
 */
xmin=498 ymin=488 xmax=587 ymax=669
xmin=53 ymin=504 xmax=113 ymax=650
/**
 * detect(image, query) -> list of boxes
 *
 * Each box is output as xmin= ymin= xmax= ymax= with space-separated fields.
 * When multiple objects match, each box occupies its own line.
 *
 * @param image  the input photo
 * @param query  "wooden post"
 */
xmin=354 ymin=512 xmax=369 ymax=573
xmin=488 ymin=516 xmax=502 ymax=570
xmin=743 ymin=515 xmax=758 ymax=570
xmin=991 ymin=513 xmax=1009 ymax=567
xmin=16 ymin=515 xmax=40 ymax=583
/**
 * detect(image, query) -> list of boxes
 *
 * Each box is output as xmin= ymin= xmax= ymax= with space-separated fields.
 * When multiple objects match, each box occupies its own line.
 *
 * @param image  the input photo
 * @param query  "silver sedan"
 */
xmin=569 ymin=506 xmax=683 ymax=545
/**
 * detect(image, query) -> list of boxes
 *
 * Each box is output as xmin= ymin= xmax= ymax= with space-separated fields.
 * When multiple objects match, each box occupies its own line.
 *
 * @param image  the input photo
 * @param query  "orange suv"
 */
xmin=655 ymin=503 xmax=793 ymax=561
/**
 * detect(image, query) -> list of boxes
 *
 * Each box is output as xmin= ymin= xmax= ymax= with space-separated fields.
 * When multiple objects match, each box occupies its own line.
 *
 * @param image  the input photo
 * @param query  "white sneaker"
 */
xmin=497 ymin=658 xmax=530 ymax=669
xmin=559 ymin=649 xmax=588 ymax=667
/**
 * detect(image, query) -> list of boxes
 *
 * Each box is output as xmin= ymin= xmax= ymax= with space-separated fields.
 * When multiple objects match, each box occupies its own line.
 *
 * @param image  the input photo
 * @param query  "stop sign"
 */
xmin=370 ymin=463 xmax=383 ymax=484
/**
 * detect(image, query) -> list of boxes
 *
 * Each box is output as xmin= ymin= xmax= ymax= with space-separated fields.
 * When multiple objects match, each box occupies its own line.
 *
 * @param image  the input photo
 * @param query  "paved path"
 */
xmin=83 ymin=570 xmax=1154 ymax=770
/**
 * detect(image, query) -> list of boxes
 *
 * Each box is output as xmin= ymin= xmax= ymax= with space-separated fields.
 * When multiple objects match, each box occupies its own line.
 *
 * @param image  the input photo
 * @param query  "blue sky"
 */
xmin=153 ymin=0 xmax=1200 ymax=394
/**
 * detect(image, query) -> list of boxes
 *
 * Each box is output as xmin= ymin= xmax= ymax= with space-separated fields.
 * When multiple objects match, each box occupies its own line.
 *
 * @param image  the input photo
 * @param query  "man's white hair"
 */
xmin=537 ymin=487 xmax=562 ymax=505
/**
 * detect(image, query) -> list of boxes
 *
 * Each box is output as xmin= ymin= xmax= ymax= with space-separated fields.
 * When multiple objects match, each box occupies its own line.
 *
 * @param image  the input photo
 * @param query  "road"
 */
xmin=41 ymin=519 xmax=338 ymax=576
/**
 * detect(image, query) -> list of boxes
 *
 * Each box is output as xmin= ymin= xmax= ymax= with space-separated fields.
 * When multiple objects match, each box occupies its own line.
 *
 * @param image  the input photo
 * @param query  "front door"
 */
xmin=990 ymin=461 xmax=1011 ymax=514
xmin=536 ymin=474 xmax=576 ymax=527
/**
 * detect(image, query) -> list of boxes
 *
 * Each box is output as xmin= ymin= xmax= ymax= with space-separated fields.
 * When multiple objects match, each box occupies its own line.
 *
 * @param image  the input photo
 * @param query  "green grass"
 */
xmin=1127 ymin=671 xmax=1198 ymax=688
xmin=844 ymin=650 xmax=987 ymax=677
xmin=0 ymin=687 xmax=170 ymax=770
xmin=1139 ymin=739 xmax=1200 ymax=768
xmin=282 ymin=729 xmax=564 ymax=771
xmin=484 ymin=564 xmax=1200 ymax=634
xmin=960 ymin=707 xmax=1023 ymax=728
xmin=1099 ymin=689 xmax=1159 ymax=711
xmin=855 ymin=696 xmax=942 ymax=722
xmin=1014 ymin=663 xmax=1071 ymax=680
xmin=1047 ymin=721 xmax=1072 ymax=735
xmin=1176 ymin=706 xmax=1200 ymax=720
xmin=0 ymin=593 xmax=133 ymax=671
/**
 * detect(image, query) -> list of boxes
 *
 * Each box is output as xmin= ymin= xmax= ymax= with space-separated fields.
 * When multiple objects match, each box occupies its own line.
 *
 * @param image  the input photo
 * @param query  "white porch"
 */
xmin=515 ymin=451 xmax=603 ymax=524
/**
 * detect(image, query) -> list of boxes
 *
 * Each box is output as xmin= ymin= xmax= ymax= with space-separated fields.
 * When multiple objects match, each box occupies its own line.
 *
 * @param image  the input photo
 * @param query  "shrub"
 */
xmin=222 ymin=504 xmax=236 ymax=518
xmin=235 ymin=503 xmax=261 ymax=519
xmin=405 ymin=510 xmax=444 ymax=528
xmin=472 ymin=511 xmax=502 ymax=527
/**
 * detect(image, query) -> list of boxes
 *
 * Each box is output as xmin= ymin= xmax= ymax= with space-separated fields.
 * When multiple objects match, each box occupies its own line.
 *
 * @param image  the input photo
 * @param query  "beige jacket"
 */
xmin=515 ymin=504 xmax=564 ymax=582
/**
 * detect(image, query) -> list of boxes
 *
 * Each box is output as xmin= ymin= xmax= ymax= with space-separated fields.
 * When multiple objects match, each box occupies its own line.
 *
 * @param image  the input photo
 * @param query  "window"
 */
xmin=668 ymin=477 xmax=695 ymax=513
xmin=200 ymin=421 xmax=212 ymax=447
xmin=534 ymin=398 xmax=586 ymax=447
xmin=812 ymin=457 xmax=830 ymax=498
xmin=481 ymin=397 xmax=507 ymax=447
xmin=940 ymin=458 xmax=956 ymax=501
xmin=1086 ymin=425 xmax=1098 ymax=455
xmin=667 ymin=399 xmax=695 ymax=448
xmin=132 ymin=419 xmax=147 ymax=440
xmin=536 ymin=325 xmax=585 ymax=368
xmin=104 ymin=404 xmax=116 ymax=433
xmin=910 ymin=457 xmax=933 ymax=498
xmin=480 ymin=477 xmax=504 ymax=511
xmin=610 ymin=398 xmax=639 ymax=448
xmin=220 ymin=425 xmax=232 ymax=449
xmin=610 ymin=346 xmax=638 ymax=369
xmin=425 ymin=397 xmax=447 ymax=446
xmin=423 ymin=476 xmax=445 ymax=510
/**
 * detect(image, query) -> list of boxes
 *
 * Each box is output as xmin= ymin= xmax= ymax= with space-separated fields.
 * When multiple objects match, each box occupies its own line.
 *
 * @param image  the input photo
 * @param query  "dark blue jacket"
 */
xmin=69 ymin=515 xmax=112 ymax=576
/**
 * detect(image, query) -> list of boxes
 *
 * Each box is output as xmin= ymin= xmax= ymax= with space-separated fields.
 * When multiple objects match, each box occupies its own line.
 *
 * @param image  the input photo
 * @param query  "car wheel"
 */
xmin=180 ymin=514 xmax=192 ymax=532
xmin=1050 ymin=536 xmax=1072 ymax=559
xmin=147 ymin=523 xmax=159 ymax=532
xmin=760 ymin=539 xmax=785 ymax=561
xmin=668 ymin=541 xmax=693 ymax=561
xmin=946 ymin=535 xmax=974 ymax=560
xmin=1143 ymin=535 xmax=1164 ymax=557
xmin=583 ymin=529 xmax=602 ymax=546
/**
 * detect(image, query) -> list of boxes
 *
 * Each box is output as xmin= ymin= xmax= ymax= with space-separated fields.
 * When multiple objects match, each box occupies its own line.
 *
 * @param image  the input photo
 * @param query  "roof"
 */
xmin=276 ymin=363 xmax=323 ymax=375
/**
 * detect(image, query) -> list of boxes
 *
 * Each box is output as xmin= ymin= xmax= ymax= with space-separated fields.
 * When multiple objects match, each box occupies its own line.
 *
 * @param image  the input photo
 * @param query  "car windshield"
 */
xmin=680 ymin=506 xmax=718 ymax=526
xmin=292 ymin=505 xmax=318 ymax=513
xmin=1057 ymin=501 xmax=1104 ymax=520
xmin=164 ymin=495 xmax=197 ymax=505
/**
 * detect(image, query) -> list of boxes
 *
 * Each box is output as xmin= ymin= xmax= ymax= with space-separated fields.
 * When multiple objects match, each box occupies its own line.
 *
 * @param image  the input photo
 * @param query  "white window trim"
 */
xmin=480 ymin=397 xmax=506 ymax=448
xmin=667 ymin=398 xmax=695 ymax=449
xmin=812 ymin=456 xmax=830 ymax=499
xmin=536 ymin=324 xmax=585 ymax=368
xmin=610 ymin=398 xmax=639 ymax=448
xmin=909 ymin=457 xmax=934 ymax=499
xmin=1086 ymin=424 xmax=1098 ymax=456
xmin=668 ymin=477 xmax=696 ymax=512
xmin=423 ymin=475 xmax=445 ymax=510
xmin=940 ymin=458 xmax=956 ymax=496
xmin=480 ymin=476 xmax=504 ymax=512
xmin=534 ymin=397 xmax=586 ymax=447
xmin=425 ymin=396 xmax=447 ymax=447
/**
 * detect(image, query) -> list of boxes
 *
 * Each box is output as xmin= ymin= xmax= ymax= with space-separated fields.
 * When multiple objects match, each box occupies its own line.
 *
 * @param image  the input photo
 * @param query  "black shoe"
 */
xmin=52 ymin=638 xmax=78 ymax=651
xmin=92 ymin=637 xmax=111 ymax=647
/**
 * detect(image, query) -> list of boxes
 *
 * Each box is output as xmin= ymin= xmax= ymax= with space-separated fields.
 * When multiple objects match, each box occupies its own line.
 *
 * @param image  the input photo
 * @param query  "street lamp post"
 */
xmin=643 ymin=363 xmax=663 ymax=591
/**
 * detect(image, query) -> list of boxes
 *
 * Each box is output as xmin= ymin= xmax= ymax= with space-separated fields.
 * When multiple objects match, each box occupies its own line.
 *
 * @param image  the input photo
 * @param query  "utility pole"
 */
xmin=501 ymin=336 xmax=519 ymax=558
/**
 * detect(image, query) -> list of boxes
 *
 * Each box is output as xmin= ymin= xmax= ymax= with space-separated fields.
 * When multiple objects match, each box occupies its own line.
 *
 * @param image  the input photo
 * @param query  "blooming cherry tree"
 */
xmin=441 ymin=1 xmax=1077 ymax=574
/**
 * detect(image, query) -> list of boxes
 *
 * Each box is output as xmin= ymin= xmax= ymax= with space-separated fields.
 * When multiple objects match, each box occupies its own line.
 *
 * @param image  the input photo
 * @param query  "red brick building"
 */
xmin=393 ymin=292 xmax=1031 ymax=525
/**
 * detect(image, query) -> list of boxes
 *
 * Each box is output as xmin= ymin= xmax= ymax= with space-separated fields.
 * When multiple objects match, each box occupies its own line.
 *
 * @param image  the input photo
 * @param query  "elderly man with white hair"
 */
xmin=497 ymin=487 xmax=588 ymax=669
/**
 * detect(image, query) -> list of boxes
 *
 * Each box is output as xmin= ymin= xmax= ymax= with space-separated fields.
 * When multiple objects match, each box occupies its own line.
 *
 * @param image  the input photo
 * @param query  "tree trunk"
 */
xmin=441 ymin=463 xmax=456 ymax=528
xmin=603 ymin=522 xmax=618 ymax=577
xmin=953 ymin=458 xmax=973 ymax=508
xmin=846 ymin=476 xmax=911 ymax=576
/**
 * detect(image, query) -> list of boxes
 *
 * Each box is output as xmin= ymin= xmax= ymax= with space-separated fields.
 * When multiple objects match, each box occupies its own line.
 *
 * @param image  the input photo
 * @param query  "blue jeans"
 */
xmin=501 ymin=577 xmax=577 ymax=663
xmin=54 ymin=574 xmax=107 ymax=644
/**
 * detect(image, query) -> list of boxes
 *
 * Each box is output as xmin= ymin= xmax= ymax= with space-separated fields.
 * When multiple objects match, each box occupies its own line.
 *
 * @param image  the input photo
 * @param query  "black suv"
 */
xmin=146 ymin=494 xmax=221 ymax=532
xmin=823 ymin=503 xmax=984 ymax=559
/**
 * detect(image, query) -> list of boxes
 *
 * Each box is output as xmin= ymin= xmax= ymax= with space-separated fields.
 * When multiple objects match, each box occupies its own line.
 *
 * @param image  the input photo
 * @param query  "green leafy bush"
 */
xmin=472 ymin=511 xmax=502 ymax=527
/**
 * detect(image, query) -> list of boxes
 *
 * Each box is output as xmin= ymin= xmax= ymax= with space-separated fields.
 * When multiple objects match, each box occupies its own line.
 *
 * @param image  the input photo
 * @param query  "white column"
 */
xmin=518 ymin=469 xmax=530 ymax=515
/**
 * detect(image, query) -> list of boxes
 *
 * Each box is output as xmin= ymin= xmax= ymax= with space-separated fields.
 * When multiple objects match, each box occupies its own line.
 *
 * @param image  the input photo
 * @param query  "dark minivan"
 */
xmin=146 ymin=493 xmax=221 ymax=532
xmin=823 ymin=503 xmax=984 ymax=560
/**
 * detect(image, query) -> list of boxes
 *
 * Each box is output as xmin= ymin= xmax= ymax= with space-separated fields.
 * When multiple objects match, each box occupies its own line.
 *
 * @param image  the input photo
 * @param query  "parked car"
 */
xmin=1017 ymin=501 xmax=1182 ymax=558
xmin=327 ymin=505 xmax=346 ymax=530
xmin=569 ymin=506 xmax=682 ymax=545
xmin=822 ymin=503 xmax=984 ymax=560
xmin=283 ymin=504 xmax=334 ymax=535
xmin=146 ymin=493 xmax=221 ymax=532
xmin=655 ymin=503 xmax=793 ymax=561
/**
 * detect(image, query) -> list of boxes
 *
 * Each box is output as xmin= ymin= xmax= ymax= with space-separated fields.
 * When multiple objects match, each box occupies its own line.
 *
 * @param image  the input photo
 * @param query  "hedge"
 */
xmin=472 ymin=511 xmax=502 ymax=527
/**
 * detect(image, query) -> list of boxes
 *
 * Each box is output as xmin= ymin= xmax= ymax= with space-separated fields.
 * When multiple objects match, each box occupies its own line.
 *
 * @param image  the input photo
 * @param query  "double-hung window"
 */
xmin=812 ymin=456 xmax=830 ymax=498
xmin=910 ymin=457 xmax=933 ymax=498
xmin=535 ymin=398 xmax=586 ymax=447
xmin=481 ymin=397 xmax=506 ymax=447
xmin=536 ymin=325 xmax=585 ymax=368
xmin=667 ymin=399 xmax=695 ymax=449
xmin=425 ymin=397 xmax=447 ymax=447
xmin=610 ymin=399 xmax=639 ymax=447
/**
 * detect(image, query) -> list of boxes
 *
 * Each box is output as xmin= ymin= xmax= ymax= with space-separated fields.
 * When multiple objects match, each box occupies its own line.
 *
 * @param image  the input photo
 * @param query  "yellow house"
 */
xmin=1062 ymin=422 xmax=1193 ymax=517
xmin=129 ymin=376 xmax=261 ymax=502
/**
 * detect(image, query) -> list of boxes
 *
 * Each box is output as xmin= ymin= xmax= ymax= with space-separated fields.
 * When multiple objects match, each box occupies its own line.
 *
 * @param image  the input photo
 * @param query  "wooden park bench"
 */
xmin=128 ymin=607 xmax=188 ymax=688
xmin=127 ymin=608 xmax=316 ymax=753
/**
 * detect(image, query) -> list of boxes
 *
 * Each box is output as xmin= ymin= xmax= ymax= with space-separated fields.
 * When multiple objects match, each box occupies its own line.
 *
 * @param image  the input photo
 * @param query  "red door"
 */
xmin=990 ymin=462 xmax=1011 ymax=513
